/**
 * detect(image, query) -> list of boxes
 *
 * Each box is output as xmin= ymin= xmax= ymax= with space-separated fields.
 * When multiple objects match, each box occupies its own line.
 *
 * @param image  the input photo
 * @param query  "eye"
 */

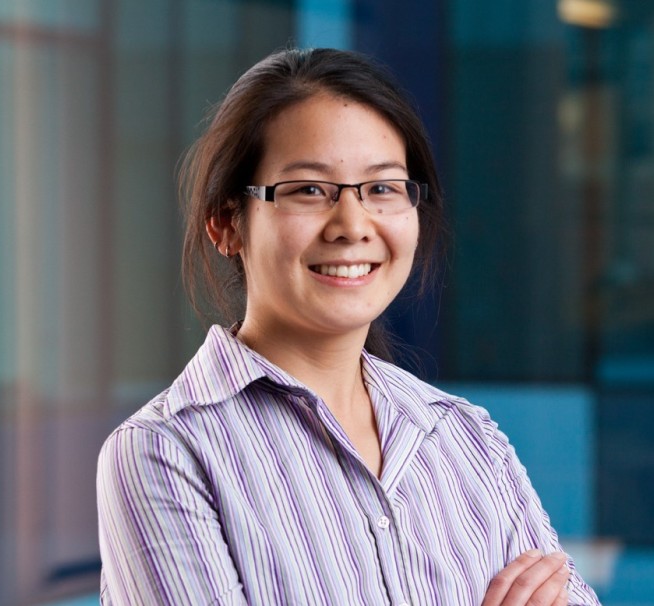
xmin=369 ymin=183 xmax=391 ymax=195
xmin=367 ymin=181 xmax=402 ymax=196
xmin=289 ymin=183 xmax=328 ymax=197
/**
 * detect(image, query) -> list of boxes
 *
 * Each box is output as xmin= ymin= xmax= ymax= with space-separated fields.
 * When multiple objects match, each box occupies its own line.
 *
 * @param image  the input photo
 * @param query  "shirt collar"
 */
xmin=165 ymin=324 xmax=461 ymax=432
xmin=164 ymin=324 xmax=316 ymax=418
xmin=361 ymin=349 xmax=459 ymax=434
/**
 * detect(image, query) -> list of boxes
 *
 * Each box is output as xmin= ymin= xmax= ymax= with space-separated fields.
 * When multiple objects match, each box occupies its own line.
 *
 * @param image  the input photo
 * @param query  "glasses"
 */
xmin=244 ymin=180 xmax=427 ymax=215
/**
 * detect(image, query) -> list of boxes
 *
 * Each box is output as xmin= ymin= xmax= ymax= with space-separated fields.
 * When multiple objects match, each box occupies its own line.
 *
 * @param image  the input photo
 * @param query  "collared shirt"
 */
xmin=97 ymin=325 xmax=600 ymax=605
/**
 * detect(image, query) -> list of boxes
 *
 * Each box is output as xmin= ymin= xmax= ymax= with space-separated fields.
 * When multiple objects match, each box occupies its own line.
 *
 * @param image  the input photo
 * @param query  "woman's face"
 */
xmin=237 ymin=93 xmax=419 ymax=344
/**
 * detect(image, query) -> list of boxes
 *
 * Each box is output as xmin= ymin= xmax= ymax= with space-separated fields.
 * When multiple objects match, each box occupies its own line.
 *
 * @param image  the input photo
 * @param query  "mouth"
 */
xmin=310 ymin=263 xmax=375 ymax=279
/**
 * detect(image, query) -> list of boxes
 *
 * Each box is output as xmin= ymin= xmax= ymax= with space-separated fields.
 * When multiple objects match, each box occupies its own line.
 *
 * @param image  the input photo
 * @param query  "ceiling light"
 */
xmin=557 ymin=0 xmax=618 ymax=28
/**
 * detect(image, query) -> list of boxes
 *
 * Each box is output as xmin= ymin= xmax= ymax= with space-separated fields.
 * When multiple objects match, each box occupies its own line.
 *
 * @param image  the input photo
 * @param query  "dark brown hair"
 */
xmin=179 ymin=48 xmax=445 ymax=360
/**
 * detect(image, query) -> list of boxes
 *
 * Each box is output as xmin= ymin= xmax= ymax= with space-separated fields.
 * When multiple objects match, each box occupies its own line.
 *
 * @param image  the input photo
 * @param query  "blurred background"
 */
xmin=1 ymin=0 xmax=653 ymax=604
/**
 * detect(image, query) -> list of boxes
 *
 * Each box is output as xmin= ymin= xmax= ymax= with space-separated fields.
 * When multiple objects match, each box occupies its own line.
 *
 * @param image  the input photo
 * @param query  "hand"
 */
xmin=482 ymin=550 xmax=570 ymax=606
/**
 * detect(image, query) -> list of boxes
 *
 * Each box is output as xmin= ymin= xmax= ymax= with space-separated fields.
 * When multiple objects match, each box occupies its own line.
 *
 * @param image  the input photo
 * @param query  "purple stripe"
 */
xmin=97 ymin=325 xmax=601 ymax=605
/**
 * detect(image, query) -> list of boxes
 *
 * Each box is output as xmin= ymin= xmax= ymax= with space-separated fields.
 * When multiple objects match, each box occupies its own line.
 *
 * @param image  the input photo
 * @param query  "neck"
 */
xmin=236 ymin=318 xmax=383 ymax=478
xmin=236 ymin=319 xmax=369 ymax=414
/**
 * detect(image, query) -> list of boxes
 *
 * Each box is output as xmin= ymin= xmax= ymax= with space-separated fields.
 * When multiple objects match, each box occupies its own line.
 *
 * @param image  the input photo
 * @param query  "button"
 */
xmin=377 ymin=515 xmax=390 ymax=529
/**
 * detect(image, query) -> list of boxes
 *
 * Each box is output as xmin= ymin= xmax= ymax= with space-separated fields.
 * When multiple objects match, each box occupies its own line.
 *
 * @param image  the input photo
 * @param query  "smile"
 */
xmin=311 ymin=263 xmax=373 ymax=278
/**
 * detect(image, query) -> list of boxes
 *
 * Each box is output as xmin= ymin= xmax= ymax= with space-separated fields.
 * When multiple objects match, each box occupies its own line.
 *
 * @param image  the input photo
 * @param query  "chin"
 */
xmin=315 ymin=313 xmax=383 ymax=337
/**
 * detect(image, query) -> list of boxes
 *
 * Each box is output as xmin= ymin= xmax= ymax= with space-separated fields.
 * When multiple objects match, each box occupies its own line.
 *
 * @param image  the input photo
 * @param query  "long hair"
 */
xmin=179 ymin=48 xmax=446 ymax=360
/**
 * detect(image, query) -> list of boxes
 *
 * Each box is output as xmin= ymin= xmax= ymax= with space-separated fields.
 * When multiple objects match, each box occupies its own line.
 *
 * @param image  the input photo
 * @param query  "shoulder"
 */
xmin=98 ymin=389 xmax=186 ymax=468
xmin=114 ymin=389 xmax=172 ymax=433
xmin=366 ymin=355 xmax=462 ymax=405
xmin=100 ymin=323 xmax=263 ymax=451
xmin=365 ymin=353 xmax=508 ymax=458
xmin=365 ymin=352 xmax=485 ymax=416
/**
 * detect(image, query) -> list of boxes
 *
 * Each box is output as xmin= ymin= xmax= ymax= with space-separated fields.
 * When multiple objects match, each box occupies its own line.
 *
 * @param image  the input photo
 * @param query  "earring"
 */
xmin=214 ymin=240 xmax=230 ymax=258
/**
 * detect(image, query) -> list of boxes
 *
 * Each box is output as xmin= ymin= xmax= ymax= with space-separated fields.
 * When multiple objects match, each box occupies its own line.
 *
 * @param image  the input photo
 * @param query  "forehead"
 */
xmin=257 ymin=93 xmax=407 ymax=178
xmin=266 ymin=92 xmax=402 ymax=136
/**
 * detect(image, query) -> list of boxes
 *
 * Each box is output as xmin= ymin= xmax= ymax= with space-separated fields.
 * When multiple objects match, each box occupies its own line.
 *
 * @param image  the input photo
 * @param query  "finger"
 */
xmin=503 ymin=554 xmax=569 ymax=604
xmin=482 ymin=550 xmax=543 ymax=605
xmin=554 ymin=585 xmax=569 ymax=606
xmin=522 ymin=564 xmax=570 ymax=606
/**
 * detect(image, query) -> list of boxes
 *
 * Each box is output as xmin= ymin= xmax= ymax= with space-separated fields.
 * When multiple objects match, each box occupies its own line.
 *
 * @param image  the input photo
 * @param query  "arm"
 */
xmin=97 ymin=426 xmax=249 ymax=605
xmin=482 ymin=550 xmax=570 ymax=606
xmin=480 ymin=412 xmax=601 ymax=606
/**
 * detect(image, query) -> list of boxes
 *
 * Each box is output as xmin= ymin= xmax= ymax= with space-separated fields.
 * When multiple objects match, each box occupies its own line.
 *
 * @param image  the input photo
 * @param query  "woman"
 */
xmin=97 ymin=48 xmax=600 ymax=605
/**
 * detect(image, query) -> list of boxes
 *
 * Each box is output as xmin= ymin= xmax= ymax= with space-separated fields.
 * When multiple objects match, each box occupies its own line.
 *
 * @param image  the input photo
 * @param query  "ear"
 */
xmin=206 ymin=210 xmax=243 ymax=257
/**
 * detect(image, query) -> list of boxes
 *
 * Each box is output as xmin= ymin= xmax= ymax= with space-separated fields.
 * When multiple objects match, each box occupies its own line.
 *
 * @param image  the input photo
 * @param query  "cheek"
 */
xmin=394 ymin=214 xmax=419 ymax=258
xmin=251 ymin=218 xmax=318 ymax=268
xmin=279 ymin=217 xmax=322 ymax=252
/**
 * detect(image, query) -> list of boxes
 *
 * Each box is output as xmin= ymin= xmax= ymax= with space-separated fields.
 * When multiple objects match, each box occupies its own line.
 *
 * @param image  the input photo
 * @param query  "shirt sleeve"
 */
xmin=97 ymin=424 xmax=249 ymax=606
xmin=482 ymin=411 xmax=602 ymax=606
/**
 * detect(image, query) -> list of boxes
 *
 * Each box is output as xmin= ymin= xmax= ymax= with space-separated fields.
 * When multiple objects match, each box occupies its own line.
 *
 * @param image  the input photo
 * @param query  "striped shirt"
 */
xmin=97 ymin=325 xmax=600 ymax=605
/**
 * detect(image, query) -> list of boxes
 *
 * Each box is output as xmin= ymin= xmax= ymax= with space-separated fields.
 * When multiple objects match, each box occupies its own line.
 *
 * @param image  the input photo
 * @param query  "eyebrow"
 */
xmin=279 ymin=160 xmax=408 ymax=176
xmin=279 ymin=161 xmax=331 ymax=175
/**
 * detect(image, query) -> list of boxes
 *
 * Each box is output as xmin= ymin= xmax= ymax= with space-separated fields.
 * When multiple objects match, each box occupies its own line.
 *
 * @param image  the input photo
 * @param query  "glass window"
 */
xmin=1 ymin=0 xmax=652 ymax=604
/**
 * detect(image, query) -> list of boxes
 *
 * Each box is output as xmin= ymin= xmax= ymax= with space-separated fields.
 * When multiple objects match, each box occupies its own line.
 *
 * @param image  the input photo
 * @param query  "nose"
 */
xmin=332 ymin=184 xmax=362 ymax=203
xmin=322 ymin=186 xmax=374 ymax=243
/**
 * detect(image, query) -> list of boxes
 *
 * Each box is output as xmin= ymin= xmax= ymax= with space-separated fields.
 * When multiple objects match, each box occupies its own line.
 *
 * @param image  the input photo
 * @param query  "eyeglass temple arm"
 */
xmin=244 ymin=186 xmax=275 ymax=202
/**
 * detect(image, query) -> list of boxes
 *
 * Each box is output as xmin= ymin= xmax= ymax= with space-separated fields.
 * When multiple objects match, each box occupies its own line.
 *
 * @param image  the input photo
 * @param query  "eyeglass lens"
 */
xmin=274 ymin=180 xmax=419 ymax=214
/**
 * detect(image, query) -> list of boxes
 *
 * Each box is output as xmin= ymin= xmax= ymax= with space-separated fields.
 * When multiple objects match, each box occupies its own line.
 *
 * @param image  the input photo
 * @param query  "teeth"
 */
xmin=317 ymin=263 xmax=372 ymax=278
